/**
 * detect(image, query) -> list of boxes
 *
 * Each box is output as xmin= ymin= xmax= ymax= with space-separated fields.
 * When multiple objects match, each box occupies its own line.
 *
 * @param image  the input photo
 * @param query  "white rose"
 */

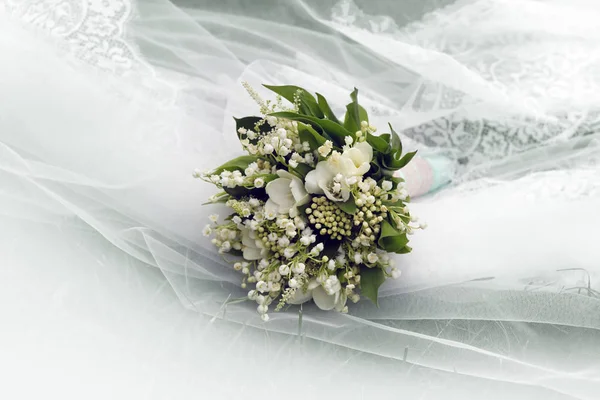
xmin=265 ymin=170 xmax=310 ymax=217
xmin=305 ymin=142 xmax=373 ymax=202
xmin=240 ymin=227 xmax=263 ymax=260
xmin=337 ymin=141 xmax=373 ymax=177
xmin=304 ymin=161 xmax=350 ymax=202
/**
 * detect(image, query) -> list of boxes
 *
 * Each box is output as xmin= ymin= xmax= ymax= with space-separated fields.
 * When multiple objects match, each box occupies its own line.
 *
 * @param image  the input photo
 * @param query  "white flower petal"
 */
xmin=290 ymin=177 xmax=309 ymax=205
xmin=243 ymin=247 xmax=263 ymax=260
xmin=307 ymin=279 xmax=320 ymax=291
xmin=312 ymin=286 xmax=336 ymax=311
xmin=354 ymin=141 xmax=373 ymax=163
xmin=266 ymin=178 xmax=294 ymax=205
xmin=276 ymin=170 xmax=295 ymax=180
xmin=288 ymin=287 xmax=313 ymax=305
xmin=264 ymin=199 xmax=279 ymax=216
xmin=334 ymin=291 xmax=347 ymax=312
xmin=305 ymin=170 xmax=323 ymax=194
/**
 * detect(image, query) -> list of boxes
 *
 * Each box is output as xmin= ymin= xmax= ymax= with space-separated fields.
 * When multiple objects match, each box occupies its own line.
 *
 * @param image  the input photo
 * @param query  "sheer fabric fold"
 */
xmin=2 ymin=1 xmax=600 ymax=398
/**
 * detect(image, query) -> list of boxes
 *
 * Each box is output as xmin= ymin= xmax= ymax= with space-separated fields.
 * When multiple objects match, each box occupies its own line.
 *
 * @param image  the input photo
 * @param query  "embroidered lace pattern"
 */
xmin=330 ymin=0 xmax=600 ymax=168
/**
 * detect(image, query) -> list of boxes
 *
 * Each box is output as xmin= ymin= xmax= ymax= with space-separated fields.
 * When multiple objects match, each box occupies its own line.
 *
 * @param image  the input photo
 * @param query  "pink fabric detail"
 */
xmin=393 ymin=156 xmax=434 ymax=198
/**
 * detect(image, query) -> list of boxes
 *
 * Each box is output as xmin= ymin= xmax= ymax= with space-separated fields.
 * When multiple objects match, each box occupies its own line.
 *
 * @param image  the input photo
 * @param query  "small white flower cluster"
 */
xmin=248 ymin=258 xmax=310 ymax=322
xmin=201 ymin=83 xmax=424 ymax=322
xmin=201 ymin=160 xmax=273 ymax=190
xmin=238 ymin=116 xmax=315 ymax=171
xmin=203 ymin=214 xmax=243 ymax=254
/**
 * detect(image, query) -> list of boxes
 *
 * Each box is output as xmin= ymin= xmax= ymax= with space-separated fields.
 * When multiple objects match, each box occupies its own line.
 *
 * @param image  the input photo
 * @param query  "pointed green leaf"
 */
xmin=298 ymin=122 xmax=326 ymax=151
xmin=316 ymin=93 xmax=341 ymax=124
xmin=270 ymin=111 xmax=354 ymax=147
xmin=214 ymin=155 xmax=261 ymax=175
xmin=389 ymin=123 xmax=402 ymax=154
xmin=360 ymin=266 xmax=386 ymax=307
xmin=378 ymin=220 xmax=410 ymax=253
xmin=290 ymin=163 xmax=313 ymax=179
xmin=383 ymin=150 xmax=418 ymax=171
xmin=343 ymin=88 xmax=369 ymax=133
xmin=234 ymin=116 xmax=268 ymax=144
xmin=396 ymin=151 xmax=418 ymax=169
xmin=369 ymin=161 xmax=383 ymax=180
xmin=263 ymin=85 xmax=323 ymax=118
xmin=263 ymin=84 xmax=311 ymax=105
xmin=367 ymin=133 xmax=391 ymax=154
xmin=396 ymin=245 xmax=412 ymax=254
xmin=337 ymin=196 xmax=357 ymax=215
xmin=269 ymin=111 xmax=324 ymax=133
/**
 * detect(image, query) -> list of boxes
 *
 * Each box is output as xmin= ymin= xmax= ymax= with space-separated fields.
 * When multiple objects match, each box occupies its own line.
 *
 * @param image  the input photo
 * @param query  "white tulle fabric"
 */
xmin=1 ymin=1 xmax=600 ymax=399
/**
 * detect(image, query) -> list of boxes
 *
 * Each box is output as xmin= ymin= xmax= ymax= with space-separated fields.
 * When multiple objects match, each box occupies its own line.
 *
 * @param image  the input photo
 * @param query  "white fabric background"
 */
xmin=1 ymin=1 xmax=599 ymax=399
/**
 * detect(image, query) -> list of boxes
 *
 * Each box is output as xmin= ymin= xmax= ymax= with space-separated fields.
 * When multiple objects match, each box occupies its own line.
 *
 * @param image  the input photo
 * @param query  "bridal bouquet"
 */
xmin=198 ymin=84 xmax=423 ymax=321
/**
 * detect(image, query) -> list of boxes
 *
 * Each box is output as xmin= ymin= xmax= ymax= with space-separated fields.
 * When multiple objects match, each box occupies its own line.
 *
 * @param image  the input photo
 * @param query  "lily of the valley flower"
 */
xmin=338 ymin=141 xmax=373 ymax=177
xmin=305 ymin=141 xmax=373 ymax=202
xmin=265 ymin=170 xmax=310 ymax=217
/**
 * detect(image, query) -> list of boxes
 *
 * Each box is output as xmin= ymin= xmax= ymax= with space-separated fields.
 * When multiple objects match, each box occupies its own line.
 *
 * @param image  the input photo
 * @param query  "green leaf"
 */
xmin=337 ymin=196 xmax=357 ymax=215
xmin=382 ymin=150 xmax=418 ymax=171
xmin=397 ymin=151 xmax=418 ymax=169
xmin=234 ymin=116 xmax=272 ymax=145
xmin=263 ymin=85 xmax=323 ymax=118
xmin=360 ymin=266 xmax=386 ymax=307
xmin=316 ymin=93 xmax=341 ymax=124
xmin=343 ymin=88 xmax=368 ymax=133
xmin=234 ymin=114 xmax=268 ymax=131
xmin=202 ymin=191 xmax=230 ymax=205
xmin=259 ymin=173 xmax=278 ymax=184
xmin=369 ymin=161 xmax=383 ymax=180
xmin=391 ymin=151 xmax=418 ymax=170
xmin=214 ymin=155 xmax=261 ymax=175
xmin=396 ymin=245 xmax=412 ymax=254
xmin=367 ymin=133 xmax=391 ymax=154
xmin=379 ymin=133 xmax=391 ymax=144
xmin=378 ymin=219 xmax=410 ymax=253
xmin=234 ymin=116 xmax=262 ymax=131
xmin=290 ymin=163 xmax=313 ymax=179
xmin=389 ymin=123 xmax=402 ymax=154
xmin=268 ymin=112 xmax=327 ymax=137
xmin=297 ymin=201 xmax=313 ymax=220
xmin=337 ymin=269 xmax=348 ymax=284
xmin=297 ymin=122 xmax=326 ymax=151
xmin=270 ymin=111 xmax=354 ymax=147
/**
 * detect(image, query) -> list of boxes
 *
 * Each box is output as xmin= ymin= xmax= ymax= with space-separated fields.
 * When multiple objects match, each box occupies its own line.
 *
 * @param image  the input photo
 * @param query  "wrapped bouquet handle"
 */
xmin=395 ymin=154 xmax=455 ymax=198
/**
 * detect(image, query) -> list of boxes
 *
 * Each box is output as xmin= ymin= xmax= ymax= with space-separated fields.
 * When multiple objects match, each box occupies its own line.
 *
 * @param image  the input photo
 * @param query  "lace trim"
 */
xmin=5 ymin=0 xmax=140 ymax=74
xmin=5 ymin=0 xmax=206 ymax=118
xmin=330 ymin=0 xmax=600 ymax=168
